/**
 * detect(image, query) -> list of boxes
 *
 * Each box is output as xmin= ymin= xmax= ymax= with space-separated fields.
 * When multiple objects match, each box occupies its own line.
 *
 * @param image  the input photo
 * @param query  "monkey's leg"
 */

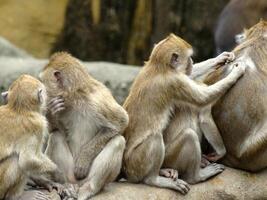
xmin=124 ymin=134 xmax=189 ymax=194
xmin=164 ymin=128 xmax=224 ymax=184
xmin=199 ymin=106 xmax=226 ymax=161
xmin=5 ymin=174 xmax=26 ymax=200
xmin=45 ymin=131 xmax=75 ymax=183
xmin=78 ymin=135 xmax=125 ymax=200
xmin=74 ymin=128 xmax=118 ymax=180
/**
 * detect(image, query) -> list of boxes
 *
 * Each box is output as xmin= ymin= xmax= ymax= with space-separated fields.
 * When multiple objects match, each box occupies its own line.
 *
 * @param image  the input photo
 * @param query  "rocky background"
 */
xmin=0 ymin=0 xmax=229 ymax=65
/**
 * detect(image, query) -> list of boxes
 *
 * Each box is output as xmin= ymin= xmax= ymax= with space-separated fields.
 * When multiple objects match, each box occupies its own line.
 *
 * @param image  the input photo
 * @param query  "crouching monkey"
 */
xmin=0 ymin=75 xmax=58 ymax=200
xmin=39 ymin=52 xmax=129 ymax=200
xmin=123 ymin=33 xmax=245 ymax=193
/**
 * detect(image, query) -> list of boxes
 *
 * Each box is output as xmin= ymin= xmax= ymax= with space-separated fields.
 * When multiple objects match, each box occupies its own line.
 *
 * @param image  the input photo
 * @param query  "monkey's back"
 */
xmin=0 ymin=105 xmax=45 ymax=159
xmin=123 ymin=69 xmax=174 ymax=154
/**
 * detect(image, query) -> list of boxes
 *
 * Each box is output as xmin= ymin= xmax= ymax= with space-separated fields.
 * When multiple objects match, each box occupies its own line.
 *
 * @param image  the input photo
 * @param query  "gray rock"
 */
xmin=0 ymin=37 xmax=32 ymax=58
xmin=92 ymin=167 xmax=267 ymax=200
xmin=0 ymin=57 xmax=139 ymax=104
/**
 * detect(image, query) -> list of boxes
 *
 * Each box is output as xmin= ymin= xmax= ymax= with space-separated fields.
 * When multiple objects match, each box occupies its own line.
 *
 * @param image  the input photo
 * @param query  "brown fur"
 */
xmin=123 ymin=34 xmax=244 ymax=189
xmin=205 ymin=20 xmax=267 ymax=171
xmin=40 ymin=52 xmax=128 ymax=199
xmin=0 ymin=75 xmax=57 ymax=200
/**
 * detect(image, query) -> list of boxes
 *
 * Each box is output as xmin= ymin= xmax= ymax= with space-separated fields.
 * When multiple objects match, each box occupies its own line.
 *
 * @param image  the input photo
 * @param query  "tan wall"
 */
xmin=0 ymin=0 xmax=68 ymax=58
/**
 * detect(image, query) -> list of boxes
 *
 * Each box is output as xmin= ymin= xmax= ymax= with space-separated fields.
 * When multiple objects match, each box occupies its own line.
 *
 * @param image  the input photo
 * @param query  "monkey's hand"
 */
xmin=61 ymin=183 xmax=79 ymax=200
xmin=48 ymin=96 xmax=65 ymax=115
xmin=230 ymin=61 xmax=246 ymax=75
xmin=214 ymin=52 xmax=235 ymax=65
xmin=160 ymin=168 xmax=178 ymax=181
xmin=74 ymin=154 xmax=91 ymax=180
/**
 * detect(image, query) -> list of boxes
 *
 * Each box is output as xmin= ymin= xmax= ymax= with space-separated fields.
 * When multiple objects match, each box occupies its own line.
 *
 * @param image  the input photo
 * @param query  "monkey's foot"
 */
xmin=201 ymin=155 xmax=211 ymax=168
xmin=200 ymin=163 xmax=225 ymax=181
xmin=203 ymin=152 xmax=222 ymax=162
xmin=78 ymin=182 xmax=96 ymax=200
xmin=159 ymin=168 xmax=178 ymax=181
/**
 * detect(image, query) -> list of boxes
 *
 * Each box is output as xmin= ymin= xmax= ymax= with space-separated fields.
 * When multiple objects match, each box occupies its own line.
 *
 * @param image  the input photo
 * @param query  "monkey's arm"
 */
xmin=199 ymin=106 xmax=226 ymax=161
xmin=174 ymin=62 xmax=245 ymax=106
xmin=190 ymin=52 xmax=235 ymax=80
xmin=74 ymin=128 xmax=118 ymax=180
xmin=19 ymin=137 xmax=58 ymax=175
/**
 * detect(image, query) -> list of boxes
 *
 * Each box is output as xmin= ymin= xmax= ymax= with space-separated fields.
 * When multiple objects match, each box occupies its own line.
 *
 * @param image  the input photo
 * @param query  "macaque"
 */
xmin=123 ymin=33 xmax=245 ymax=192
xmin=0 ymin=75 xmax=58 ymax=200
xmin=39 ymin=52 xmax=128 ymax=200
xmin=189 ymin=52 xmax=236 ymax=166
xmin=205 ymin=20 xmax=267 ymax=172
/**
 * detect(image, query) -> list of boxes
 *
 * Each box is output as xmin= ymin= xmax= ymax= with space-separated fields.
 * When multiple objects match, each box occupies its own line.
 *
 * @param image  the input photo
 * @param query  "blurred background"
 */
xmin=0 ymin=0 xmax=266 ymax=66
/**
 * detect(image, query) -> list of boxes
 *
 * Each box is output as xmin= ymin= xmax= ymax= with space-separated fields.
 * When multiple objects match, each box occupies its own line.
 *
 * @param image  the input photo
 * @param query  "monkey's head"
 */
xmin=5 ymin=75 xmax=47 ymax=113
xmin=39 ymin=52 xmax=89 ymax=98
xmin=149 ymin=33 xmax=193 ymax=75
xmin=235 ymin=20 xmax=267 ymax=44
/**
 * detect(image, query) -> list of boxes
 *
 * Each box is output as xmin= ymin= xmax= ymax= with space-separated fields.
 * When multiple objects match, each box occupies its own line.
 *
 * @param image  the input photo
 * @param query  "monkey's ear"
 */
xmin=54 ymin=71 xmax=61 ymax=81
xmin=1 ymin=91 xmax=8 ymax=104
xmin=170 ymin=53 xmax=179 ymax=68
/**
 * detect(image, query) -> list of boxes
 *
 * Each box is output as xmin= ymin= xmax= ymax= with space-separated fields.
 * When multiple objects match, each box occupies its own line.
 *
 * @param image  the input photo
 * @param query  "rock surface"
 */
xmin=0 ymin=57 xmax=139 ymax=104
xmin=0 ymin=37 xmax=32 ymax=58
xmin=92 ymin=167 xmax=267 ymax=200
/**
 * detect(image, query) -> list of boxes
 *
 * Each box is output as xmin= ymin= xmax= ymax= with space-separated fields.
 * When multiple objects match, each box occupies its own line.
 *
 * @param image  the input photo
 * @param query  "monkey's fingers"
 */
xmin=35 ymin=191 xmax=51 ymax=200
xmin=51 ymin=102 xmax=65 ymax=114
xmin=48 ymin=97 xmax=64 ymax=107
xmin=160 ymin=168 xmax=178 ymax=181
xmin=175 ymin=179 xmax=190 ymax=195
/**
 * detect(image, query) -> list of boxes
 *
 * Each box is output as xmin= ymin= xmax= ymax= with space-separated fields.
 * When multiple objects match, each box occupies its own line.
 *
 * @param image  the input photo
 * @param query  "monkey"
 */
xmin=204 ymin=20 xmax=267 ymax=172
xmin=122 ymin=33 xmax=245 ymax=191
xmin=188 ymin=51 xmax=236 ymax=166
xmin=215 ymin=0 xmax=267 ymax=54
xmin=0 ymin=75 xmax=59 ymax=200
xmin=39 ymin=52 xmax=128 ymax=200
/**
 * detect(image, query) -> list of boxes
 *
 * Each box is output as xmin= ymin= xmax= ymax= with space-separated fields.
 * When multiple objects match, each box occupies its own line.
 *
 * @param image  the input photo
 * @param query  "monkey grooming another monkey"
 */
xmin=39 ymin=52 xmax=128 ymax=200
xmin=189 ymin=51 xmax=236 ymax=166
xmin=0 ymin=75 xmax=58 ymax=200
xmin=123 ymin=33 xmax=245 ymax=191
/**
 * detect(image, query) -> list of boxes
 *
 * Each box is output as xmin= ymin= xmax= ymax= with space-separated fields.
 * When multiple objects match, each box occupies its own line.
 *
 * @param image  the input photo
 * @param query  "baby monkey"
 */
xmin=0 ymin=75 xmax=58 ymax=200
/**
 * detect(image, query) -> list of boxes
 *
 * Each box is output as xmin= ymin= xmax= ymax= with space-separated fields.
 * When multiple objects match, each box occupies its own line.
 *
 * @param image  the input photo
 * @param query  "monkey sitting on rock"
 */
xmin=123 ymin=33 xmax=245 ymax=193
xmin=0 ymin=75 xmax=59 ymax=200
